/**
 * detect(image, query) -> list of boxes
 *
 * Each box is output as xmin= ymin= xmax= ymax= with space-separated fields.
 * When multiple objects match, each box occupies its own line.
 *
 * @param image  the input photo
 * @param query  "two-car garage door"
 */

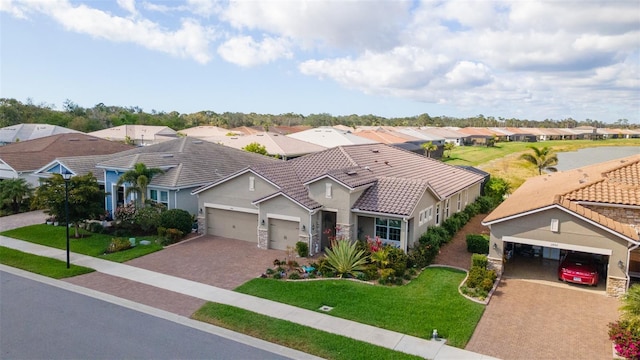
xmin=206 ymin=208 xmax=257 ymax=242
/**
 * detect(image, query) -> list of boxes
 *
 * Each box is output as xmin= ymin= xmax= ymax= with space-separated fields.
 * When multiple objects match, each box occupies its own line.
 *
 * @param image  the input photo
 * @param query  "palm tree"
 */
xmin=520 ymin=146 xmax=559 ymax=175
xmin=421 ymin=141 xmax=437 ymax=158
xmin=116 ymin=163 xmax=164 ymax=207
xmin=443 ymin=142 xmax=455 ymax=158
xmin=0 ymin=178 xmax=33 ymax=213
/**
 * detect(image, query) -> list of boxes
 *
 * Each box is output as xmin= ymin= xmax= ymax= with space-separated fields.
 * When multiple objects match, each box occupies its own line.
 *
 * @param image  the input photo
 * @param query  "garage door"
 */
xmin=269 ymin=219 xmax=299 ymax=250
xmin=206 ymin=208 xmax=257 ymax=242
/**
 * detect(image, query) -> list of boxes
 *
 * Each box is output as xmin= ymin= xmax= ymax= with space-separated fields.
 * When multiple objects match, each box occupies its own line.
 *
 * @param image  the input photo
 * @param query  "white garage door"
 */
xmin=269 ymin=219 xmax=299 ymax=250
xmin=206 ymin=208 xmax=257 ymax=242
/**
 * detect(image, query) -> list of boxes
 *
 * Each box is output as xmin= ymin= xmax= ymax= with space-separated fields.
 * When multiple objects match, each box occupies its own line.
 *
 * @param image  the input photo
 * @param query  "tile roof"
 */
xmin=88 ymin=125 xmax=177 ymax=141
xmin=97 ymin=137 xmax=280 ymax=189
xmin=483 ymin=155 xmax=640 ymax=241
xmin=0 ymin=123 xmax=81 ymax=144
xmin=287 ymin=127 xmax=378 ymax=147
xmin=351 ymin=129 xmax=420 ymax=144
xmin=0 ymin=133 xmax=134 ymax=172
xmin=199 ymin=132 xmax=327 ymax=158
xmin=244 ymin=143 xmax=484 ymax=215
xmin=419 ymin=127 xmax=470 ymax=139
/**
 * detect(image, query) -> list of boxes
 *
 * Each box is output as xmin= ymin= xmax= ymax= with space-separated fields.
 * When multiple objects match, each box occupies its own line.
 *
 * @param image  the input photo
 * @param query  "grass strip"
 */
xmin=192 ymin=302 xmax=422 ymax=360
xmin=1 ymin=224 xmax=163 ymax=262
xmin=235 ymin=267 xmax=484 ymax=348
xmin=0 ymin=246 xmax=94 ymax=278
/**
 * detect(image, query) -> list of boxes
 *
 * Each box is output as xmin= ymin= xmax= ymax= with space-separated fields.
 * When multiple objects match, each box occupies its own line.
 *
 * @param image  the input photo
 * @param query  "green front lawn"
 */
xmin=193 ymin=303 xmax=422 ymax=360
xmin=235 ymin=267 xmax=484 ymax=348
xmin=1 ymin=224 xmax=163 ymax=263
xmin=0 ymin=246 xmax=94 ymax=278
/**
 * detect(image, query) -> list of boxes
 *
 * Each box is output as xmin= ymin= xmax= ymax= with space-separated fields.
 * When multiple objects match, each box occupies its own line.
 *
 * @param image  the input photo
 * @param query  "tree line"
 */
xmin=0 ymin=97 xmax=635 ymax=133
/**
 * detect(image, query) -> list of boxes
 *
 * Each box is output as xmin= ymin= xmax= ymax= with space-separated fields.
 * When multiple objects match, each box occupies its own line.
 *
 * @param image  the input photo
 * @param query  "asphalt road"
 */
xmin=0 ymin=270 xmax=295 ymax=360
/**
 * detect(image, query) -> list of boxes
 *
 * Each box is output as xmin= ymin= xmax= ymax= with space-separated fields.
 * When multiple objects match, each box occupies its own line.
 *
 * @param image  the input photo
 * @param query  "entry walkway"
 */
xmin=1 ymin=236 xmax=496 ymax=359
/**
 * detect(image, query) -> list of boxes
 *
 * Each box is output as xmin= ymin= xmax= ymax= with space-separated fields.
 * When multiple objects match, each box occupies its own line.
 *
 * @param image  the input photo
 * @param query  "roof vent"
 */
xmin=162 ymin=154 xmax=174 ymax=158
xmin=69 ymin=138 xmax=79 ymax=141
xmin=364 ymin=166 xmax=371 ymax=171
xmin=371 ymin=149 xmax=379 ymax=153
xmin=257 ymin=134 xmax=264 ymax=136
xmin=346 ymin=170 xmax=357 ymax=175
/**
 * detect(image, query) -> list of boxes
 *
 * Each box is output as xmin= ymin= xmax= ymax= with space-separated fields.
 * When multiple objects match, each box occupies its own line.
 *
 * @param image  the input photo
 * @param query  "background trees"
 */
xmin=32 ymin=173 xmax=104 ymax=237
xmin=242 ymin=142 xmax=268 ymax=155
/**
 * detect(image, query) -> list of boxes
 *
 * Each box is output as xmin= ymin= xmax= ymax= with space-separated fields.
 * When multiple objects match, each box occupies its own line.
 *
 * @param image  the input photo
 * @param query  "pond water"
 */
xmin=556 ymin=146 xmax=639 ymax=171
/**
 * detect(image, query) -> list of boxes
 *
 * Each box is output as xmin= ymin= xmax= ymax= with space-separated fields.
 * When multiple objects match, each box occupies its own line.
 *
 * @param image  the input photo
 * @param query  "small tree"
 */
xmin=0 ymin=178 xmax=33 ymax=213
xmin=520 ymin=146 xmax=559 ymax=175
xmin=32 ymin=173 xmax=105 ymax=238
xmin=116 ymin=163 xmax=164 ymax=207
xmin=324 ymin=240 xmax=368 ymax=278
xmin=421 ymin=141 xmax=437 ymax=158
xmin=242 ymin=142 xmax=268 ymax=155
xmin=443 ymin=142 xmax=455 ymax=158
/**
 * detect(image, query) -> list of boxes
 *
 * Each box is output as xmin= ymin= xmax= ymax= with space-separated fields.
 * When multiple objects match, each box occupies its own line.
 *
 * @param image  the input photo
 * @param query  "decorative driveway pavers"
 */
xmin=465 ymin=278 xmax=620 ymax=360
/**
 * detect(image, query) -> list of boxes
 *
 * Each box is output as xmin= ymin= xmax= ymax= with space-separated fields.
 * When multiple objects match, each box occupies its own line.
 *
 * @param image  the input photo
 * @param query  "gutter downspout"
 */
xmin=402 ymin=217 xmax=409 ymax=252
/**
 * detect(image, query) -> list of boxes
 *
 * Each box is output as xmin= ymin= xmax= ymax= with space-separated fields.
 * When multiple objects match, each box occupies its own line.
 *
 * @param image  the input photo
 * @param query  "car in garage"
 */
xmin=558 ymin=252 xmax=599 ymax=286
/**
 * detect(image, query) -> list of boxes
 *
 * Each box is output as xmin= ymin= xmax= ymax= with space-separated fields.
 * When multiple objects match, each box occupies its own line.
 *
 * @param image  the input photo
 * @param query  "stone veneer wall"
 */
xmin=258 ymin=228 xmax=268 ymax=249
xmin=336 ymin=223 xmax=352 ymax=241
xmin=197 ymin=216 xmax=205 ymax=235
xmin=488 ymin=257 xmax=503 ymax=274
xmin=585 ymin=205 xmax=640 ymax=232
xmin=606 ymin=276 xmax=628 ymax=298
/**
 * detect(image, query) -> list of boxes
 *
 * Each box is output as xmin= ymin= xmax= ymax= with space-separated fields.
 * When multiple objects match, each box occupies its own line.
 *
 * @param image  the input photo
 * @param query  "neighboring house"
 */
xmin=231 ymin=125 xmax=312 ymax=135
xmin=0 ymin=123 xmax=80 ymax=145
xmin=351 ymin=128 xmax=424 ymax=154
xmin=200 ymin=132 xmax=327 ymax=160
xmin=456 ymin=127 xmax=500 ymax=145
xmin=178 ymin=126 xmax=233 ymax=137
xmin=0 ymin=133 xmax=133 ymax=186
xmin=89 ymin=125 xmax=178 ymax=146
xmin=482 ymin=155 xmax=640 ymax=297
xmin=419 ymin=127 xmax=470 ymax=146
xmin=93 ymin=137 xmax=280 ymax=217
xmin=192 ymin=144 xmax=485 ymax=254
xmin=287 ymin=126 xmax=378 ymax=148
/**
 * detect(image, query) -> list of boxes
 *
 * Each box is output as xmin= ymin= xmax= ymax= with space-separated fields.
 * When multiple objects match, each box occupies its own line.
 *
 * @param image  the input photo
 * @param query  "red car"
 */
xmin=558 ymin=253 xmax=599 ymax=286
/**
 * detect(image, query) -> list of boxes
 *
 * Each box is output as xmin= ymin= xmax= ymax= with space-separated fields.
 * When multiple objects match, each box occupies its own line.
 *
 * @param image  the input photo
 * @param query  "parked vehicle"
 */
xmin=558 ymin=252 xmax=599 ymax=286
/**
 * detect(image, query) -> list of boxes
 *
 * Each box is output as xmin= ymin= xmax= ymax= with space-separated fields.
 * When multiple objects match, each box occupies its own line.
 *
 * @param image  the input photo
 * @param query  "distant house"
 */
xmin=287 ymin=126 xmax=378 ymax=148
xmin=350 ymin=128 xmax=424 ymax=154
xmin=200 ymin=132 xmax=327 ymax=160
xmin=482 ymin=155 xmax=640 ymax=297
xmin=456 ymin=127 xmax=501 ymax=145
xmin=89 ymin=125 xmax=178 ymax=146
xmin=192 ymin=144 xmax=485 ymax=253
xmin=419 ymin=127 xmax=470 ymax=146
xmin=0 ymin=133 xmax=133 ymax=186
xmin=0 ymin=123 xmax=81 ymax=146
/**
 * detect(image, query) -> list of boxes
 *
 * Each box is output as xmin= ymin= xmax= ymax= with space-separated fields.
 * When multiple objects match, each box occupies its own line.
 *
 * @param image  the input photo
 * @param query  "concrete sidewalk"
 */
xmin=0 ymin=236 xmax=498 ymax=360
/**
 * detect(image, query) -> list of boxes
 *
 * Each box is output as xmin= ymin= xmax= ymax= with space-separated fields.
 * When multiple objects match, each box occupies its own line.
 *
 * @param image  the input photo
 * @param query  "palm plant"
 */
xmin=116 ymin=163 xmax=164 ymax=207
xmin=620 ymin=284 xmax=640 ymax=330
xmin=421 ymin=142 xmax=437 ymax=158
xmin=324 ymin=240 xmax=369 ymax=278
xmin=0 ymin=178 xmax=33 ymax=213
xmin=520 ymin=146 xmax=559 ymax=175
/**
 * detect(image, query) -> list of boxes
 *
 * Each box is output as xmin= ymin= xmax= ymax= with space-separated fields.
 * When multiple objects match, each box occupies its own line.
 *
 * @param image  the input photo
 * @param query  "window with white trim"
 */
xmin=457 ymin=193 xmax=462 ymax=211
xmin=150 ymin=189 xmax=169 ymax=207
xmin=427 ymin=206 xmax=433 ymax=221
xmin=249 ymin=176 xmax=255 ymax=191
xmin=435 ymin=203 xmax=441 ymax=225
xmin=445 ymin=199 xmax=450 ymax=218
xmin=419 ymin=210 xmax=425 ymax=225
xmin=375 ymin=218 xmax=401 ymax=242
xmin=325 ymin=183 xmax=332 ymax=198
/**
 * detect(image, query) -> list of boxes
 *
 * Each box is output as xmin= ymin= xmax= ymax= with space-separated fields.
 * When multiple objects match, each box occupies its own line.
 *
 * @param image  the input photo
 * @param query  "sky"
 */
xmin=1 ymin=0 xmax=639 ymax=123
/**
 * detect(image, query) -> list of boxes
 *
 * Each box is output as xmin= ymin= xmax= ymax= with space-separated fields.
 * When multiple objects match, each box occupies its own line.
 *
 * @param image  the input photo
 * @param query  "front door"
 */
xmin=321 ymin=211 xmax=337 ymax=252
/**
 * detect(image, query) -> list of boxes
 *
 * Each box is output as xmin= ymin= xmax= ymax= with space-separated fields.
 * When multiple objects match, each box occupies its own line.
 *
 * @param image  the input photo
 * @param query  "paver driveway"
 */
xmin=66 ymin=235 xmax=290 ymax=316
xmin=465 ymin=278 xmax=620 ymax=360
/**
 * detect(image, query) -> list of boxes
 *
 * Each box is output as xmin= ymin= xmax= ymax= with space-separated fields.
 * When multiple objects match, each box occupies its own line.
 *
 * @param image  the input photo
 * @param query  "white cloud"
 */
xmin=218 ymin=35 xmax=292 ymax=67
xmin=116 ymin=0 xmax=137 ymax=16
xmin=3 ymin=0 xmax=214 ymax=64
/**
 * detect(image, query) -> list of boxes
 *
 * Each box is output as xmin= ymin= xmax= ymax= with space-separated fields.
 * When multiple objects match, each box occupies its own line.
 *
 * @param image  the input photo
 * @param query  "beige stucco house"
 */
xmin=192 ymin=143 xmax=485 ymax=254
xmin=482 ymin=155 xmax=640 ymax=296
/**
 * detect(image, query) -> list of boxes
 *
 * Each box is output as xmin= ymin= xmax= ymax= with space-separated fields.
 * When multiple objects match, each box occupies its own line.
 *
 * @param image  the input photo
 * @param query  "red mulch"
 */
xmin=433 ymin=214 xmax=490 ymax=270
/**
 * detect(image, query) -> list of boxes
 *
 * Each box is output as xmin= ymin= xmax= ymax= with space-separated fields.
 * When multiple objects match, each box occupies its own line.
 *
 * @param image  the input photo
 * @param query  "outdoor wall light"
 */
xmin=493 ymin=243 xmax=498 ymax=250
xmin=199 ymin=208 xmax=203 ymax=215
xmin=261 ymin=219 xmax=265 ymax=226
xmin=618 ymin=260 xmax=624 ymax=269
xmin=302 ymin=225 xmax=306 ymax=231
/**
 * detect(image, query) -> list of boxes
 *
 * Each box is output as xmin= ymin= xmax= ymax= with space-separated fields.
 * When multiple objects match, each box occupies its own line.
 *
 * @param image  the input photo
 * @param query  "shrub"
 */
xmin=265 ymin=268 xmax=275 ymax=275
xmin=463 ymin=202 xmax=481 ymax=218
xmin=295 ymin=241 xmax=309 ymax=257
xmin=480 ymin=278 xmax=495 ymax=292
xmin=442 ymin=216 xmax=462 ymax=238
xmin=288 ymin=272 xmax=301 ymax=280
xmin=157 ymin=227 xmax=167 ymax=238
xmin=88 ymin=222 xmax=104 ymax=233
xmin=379 ymin=268 xmax=395 ymax=281
xmin=466 ymin=266 xmax=486 ymax=288
xmin=134 ymin=205 xmax=163 ymax=233
xmin=608 ymin=320 xmax=640 ymax=359
xmin=160 ymin=228 xmax=184 ymax=246
xmin=388 ymin=247 xmax=408 ymax=276
xmin=114 ymin=202 xmax=137 ymax=226
xmin=471 ymin=253 xmax=489 ymax=268
xmin=476 ymin=196 xmax=496 ymax=213
xmin=363 ymin=264 xmax=380 ymax=280
xmin=272 ymin=272 xmax=282 ymax=279
xmin=324 ymin=240 xmax=369 ymax=278
xmin=394 ymin=277 xmax=404 ymax=286
xmin=407 ymin=241 xmax=439 ymax=269
xmin=466 ymin=234 xmax=489 ymax=254
xmin=106 ymin=237 xmax=132 ymax=253
xmin=159 ymin=209 xmax=193 ymax=235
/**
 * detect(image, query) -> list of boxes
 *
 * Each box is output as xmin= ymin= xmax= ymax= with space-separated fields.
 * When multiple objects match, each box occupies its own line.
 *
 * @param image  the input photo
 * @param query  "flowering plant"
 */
xmin=608 ymin=320 xmax=640 ymax=359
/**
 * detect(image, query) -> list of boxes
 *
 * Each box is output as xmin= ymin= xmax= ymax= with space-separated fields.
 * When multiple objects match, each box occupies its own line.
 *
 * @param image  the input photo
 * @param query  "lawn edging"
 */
xmin=428 ymin=264 xmax=501 ymax=305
